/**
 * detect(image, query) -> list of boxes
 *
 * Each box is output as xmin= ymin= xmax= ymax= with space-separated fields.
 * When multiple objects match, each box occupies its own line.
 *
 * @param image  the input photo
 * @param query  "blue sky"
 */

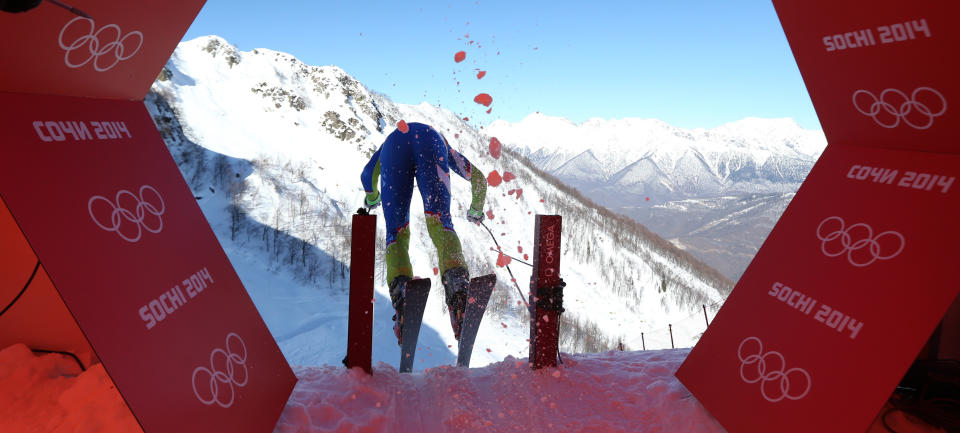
xmin=182 ymin=1 xmax=821 ymax=130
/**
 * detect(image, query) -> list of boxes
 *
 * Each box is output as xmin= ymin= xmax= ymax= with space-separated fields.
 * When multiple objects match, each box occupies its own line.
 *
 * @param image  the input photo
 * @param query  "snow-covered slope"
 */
xmin=146 ymin=36 xmax=731 ymax=372
xmin=487 ymin=113 xmax=826 ymax=280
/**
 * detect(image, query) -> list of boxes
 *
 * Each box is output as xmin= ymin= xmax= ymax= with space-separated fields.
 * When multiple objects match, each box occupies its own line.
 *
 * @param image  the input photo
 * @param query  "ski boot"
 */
xmin=442 ymin=267 xmax=470 ymax=340
xmin=389 ymin=276 xmax=411 ymax=346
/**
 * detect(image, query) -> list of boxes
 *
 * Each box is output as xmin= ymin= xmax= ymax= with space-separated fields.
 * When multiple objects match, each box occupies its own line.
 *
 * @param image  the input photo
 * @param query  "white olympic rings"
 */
xmin=192 ymin=333 xmax=249 ymax=408
xmin=737 ymin=337 xmax=811 ymax=403
xmin=816 ymin=216 xmax=904 ymax=267
xmin=58 ymin=16 xmax=143 ymax=72
xmin=852 ymin=87 xmax=947 ymax=130
xmin=88 ymin=185 xmax=165 ymax=243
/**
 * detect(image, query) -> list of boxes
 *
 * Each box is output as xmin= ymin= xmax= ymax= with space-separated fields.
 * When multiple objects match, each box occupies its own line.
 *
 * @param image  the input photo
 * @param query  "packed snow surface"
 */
xmin=1 ymin=343 xmax=727 ymax=433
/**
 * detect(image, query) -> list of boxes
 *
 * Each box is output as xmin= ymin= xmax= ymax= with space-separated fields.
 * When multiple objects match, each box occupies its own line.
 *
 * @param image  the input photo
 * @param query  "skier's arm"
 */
xmin=447 ymin=147 xmax=486 ymax=213
xmin=361 ymin=147 xmax=382 ymax=204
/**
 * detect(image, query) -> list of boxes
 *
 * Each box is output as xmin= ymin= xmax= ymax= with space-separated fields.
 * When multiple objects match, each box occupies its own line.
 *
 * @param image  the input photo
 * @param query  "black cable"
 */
xmin=0 ymin=260 xmax=40 ymax=318
xmin=30 ymin=349 xmax=86 ymax=372
xmin=488 ymin=247 xmax=533 ymax=267
xmin=478 ymin=220 xmax=528 ymax=308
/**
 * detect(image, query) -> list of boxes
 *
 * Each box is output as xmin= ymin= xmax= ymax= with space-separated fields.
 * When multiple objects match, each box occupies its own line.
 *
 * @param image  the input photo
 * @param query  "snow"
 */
xmin=1 ymin=342 xmax=728 ymax=433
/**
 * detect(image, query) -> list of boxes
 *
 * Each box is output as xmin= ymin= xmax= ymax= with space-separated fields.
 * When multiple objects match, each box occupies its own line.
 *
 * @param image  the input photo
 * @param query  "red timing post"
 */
xmin=528 ymin=215 xmax=562 ymax=369
xmin=346 ymin=213 xmax=376 ymax=374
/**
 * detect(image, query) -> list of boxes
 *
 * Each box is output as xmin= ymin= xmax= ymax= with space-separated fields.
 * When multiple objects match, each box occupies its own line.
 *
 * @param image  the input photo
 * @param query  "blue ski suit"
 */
xmin=360 ymin=122 xmax=487 ymax=285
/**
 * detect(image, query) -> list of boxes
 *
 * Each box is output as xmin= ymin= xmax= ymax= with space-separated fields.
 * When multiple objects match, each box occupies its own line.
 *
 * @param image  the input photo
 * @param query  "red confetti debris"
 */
xmin=477 ymin=70 xmax=486 ymax=79
xmin=468 ymin=297 xmax=477 ymax=304
xmin=514 ymin=188 xmax=523 ymax=198
xmin=518 ymin=246 xmax=523 ymax=253
xmin=397 ymin=120 xmax=409 ymax=133
xmin=540 ymin=199 xmax=545 ymax=203
xmin=486 ymin=348 xmax=492 ymax=353
xmin=487 ymin=170 xmax=503 ymax=186
xmin=454 ymin=51 xmax=466 ymax=63
xmin=645 ymin=197 xmax=650 ymax=201
xmin=486 ymin=108 xmax=492 ymax=114
xmin=503 ymin=171 xmax=516 ymax=182
xmin=486 ymin=209 xmax=495 ymax=220
xmin=497 ymin=252 xmax=512 ymax=267
xmin=489 ymin=137 xmax=502 ymax=159
xmin=501 ymin=323 xmax=508 ymax=328
xmin=433 ymin=267 xmax=439 ymax=275
xmin=474 ymin=93 xmax=493 ymax=107
xmin=463 ymin=117 xmax=469 ymax=121
xmin=469 ymin=40 xmax=475 ymax=45
xmin=454 ymin=133 xmax=459 ymax=138
xmin=524 ymin=254 xmax=529 ymax=260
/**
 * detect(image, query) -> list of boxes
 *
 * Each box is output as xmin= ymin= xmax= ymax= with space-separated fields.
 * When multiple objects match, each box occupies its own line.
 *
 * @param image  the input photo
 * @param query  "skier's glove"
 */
xmin=466 ymin=208 xmax=484 ymax=224
xmin=364 ymin=192 xmax=381 ymax=210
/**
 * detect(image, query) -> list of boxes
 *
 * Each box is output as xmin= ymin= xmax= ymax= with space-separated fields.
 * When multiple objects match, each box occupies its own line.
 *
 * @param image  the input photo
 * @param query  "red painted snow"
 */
xmin=397 ymin=120 xmax=409 ymax=133
xmin=487 ymin=170 xmax=502 ymax=187
xmin=473 ymin=93 xmax=493 ymax=107
xmin=454 ymin=51 xmax=466 ymax=63
xmin=489 ymin=137 xmax=502 ymax=159
xmin=477 ymin=70 xmax=486 ymax=79
xmin=502 ymin=171 xmax=515 ymax=182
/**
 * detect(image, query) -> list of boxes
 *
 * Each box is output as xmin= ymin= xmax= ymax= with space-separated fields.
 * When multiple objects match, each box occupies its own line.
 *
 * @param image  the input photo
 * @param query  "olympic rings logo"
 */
xmin=88 ymin=185 xmax=165 ymax=243
xmin=738 ymin=337 xmax=811 ymax=403
xmin=816 ymin=216 xmax=905 ymax=267
xmin=58 ymin=17 xmax=143 ymax=72
xmin=192 ymin=333 xmax=249 ymax=408
xmin=852 ymin=87 xmax=947 ymax=130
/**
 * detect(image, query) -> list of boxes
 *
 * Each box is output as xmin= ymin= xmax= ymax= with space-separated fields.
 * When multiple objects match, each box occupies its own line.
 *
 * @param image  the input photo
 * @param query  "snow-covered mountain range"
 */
xmin=145 ymin=36 xmax=731 ymax=370
xmin=487 ymin=114 xmax=827 ymax=280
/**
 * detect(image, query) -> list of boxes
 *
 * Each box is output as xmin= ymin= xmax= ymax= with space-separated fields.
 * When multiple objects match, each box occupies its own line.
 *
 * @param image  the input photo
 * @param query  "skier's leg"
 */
xmin=380 ymin=132 xmax=416 ymax=342
xmin=413 ymin=125 xmax=470 ymax=338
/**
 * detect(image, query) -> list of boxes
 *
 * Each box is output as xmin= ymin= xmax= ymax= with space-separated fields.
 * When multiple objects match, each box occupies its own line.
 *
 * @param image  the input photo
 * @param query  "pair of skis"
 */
xmin=398 ymin=273 xmax=496 ymax=373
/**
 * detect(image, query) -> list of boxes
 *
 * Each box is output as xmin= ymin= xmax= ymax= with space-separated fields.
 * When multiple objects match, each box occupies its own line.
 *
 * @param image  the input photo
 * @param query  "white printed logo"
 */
xmin=88 ymin=185 xmax=165 ymax=243
xmin=816 ymin=216 xmax=904 ymax=267
xmin=852 ymin=87 xmax=947 ymax=130
xmin=192 ymin=333 xmax=249 ymax=408
xmin=58 ymin=17 xmax=143 ymax=72
xmin=738 ymin=337 xmax=811 ymax=403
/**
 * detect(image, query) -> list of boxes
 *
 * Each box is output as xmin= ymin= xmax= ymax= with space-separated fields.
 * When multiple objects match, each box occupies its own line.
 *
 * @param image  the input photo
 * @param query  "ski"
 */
xmin=457 ymin=273 xmax=497 ymax=368
xmin=398 ymin=278 xmax=431 ymax=373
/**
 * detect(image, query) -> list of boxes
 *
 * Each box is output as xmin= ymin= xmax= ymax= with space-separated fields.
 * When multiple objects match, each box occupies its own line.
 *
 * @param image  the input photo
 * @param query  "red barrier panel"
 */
xmin=0 ymin=91 xmax=296 ymax=433
xmin=528 ymin=215 xmax=562 ymax=369
xmin=772 ymin=0 xmax=959 ymax=153
xmin=0 ymin=0 xmax=204 ymax=100
xmin=346 ymin=213 xmax=376 ymax=374
xmin=676 ymin=2 xmax=960 ymax=431
xmin=677 ymin=144 xmax=960 ymax=433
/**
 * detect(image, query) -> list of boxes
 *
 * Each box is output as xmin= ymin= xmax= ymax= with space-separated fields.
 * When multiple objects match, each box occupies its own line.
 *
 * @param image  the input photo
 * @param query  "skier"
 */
xmin=360 ymin=122 xmax=487 ymax=344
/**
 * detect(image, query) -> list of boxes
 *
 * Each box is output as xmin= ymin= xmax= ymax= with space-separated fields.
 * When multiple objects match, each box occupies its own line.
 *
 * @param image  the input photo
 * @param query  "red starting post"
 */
xmin=528 ymin=215 xmax=564 ymax=369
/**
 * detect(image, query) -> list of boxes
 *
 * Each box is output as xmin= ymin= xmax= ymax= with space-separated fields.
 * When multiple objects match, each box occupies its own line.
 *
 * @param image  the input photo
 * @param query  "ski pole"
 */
xmin=478 ymin=220 xmax=529 ymax=308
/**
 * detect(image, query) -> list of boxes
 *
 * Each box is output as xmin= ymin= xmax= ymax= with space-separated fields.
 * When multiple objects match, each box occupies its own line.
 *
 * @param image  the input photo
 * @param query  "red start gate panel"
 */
xmin=676 ymin=1 xmax=960 ymax=432
xmin=0 ymin=0 xmax=204 ymax=100
xmin=0 ymin=91 xmax=296 ymax=433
